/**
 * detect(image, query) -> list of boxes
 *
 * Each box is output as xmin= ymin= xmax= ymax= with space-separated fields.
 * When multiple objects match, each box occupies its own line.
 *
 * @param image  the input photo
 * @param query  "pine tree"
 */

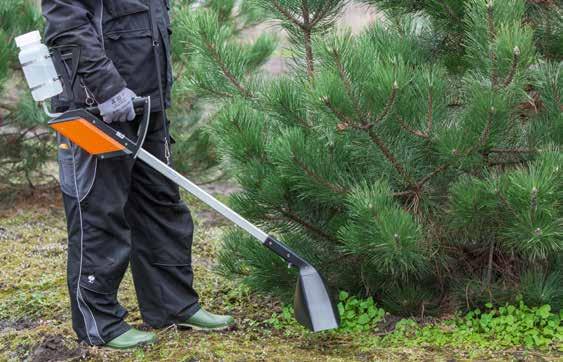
xmin=361 ymin=0 xmax=562 ymax=66
xmin=0 ymin=0 xmax=51 ymax=196
xmin=182 ymin=0 xmax=561 ymax=312
xmin=168 ymin=0 xmax=270 ymax=179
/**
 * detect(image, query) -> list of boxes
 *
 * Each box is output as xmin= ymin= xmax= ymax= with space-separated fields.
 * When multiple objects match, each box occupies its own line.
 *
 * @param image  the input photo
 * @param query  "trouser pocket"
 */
xmin=127 ymin=179 xmax=193 ymax=266
xmin=57 ymin=136 xmax=97 ymax=201
xmin=150 ymin=205 xmax=193 ymax=267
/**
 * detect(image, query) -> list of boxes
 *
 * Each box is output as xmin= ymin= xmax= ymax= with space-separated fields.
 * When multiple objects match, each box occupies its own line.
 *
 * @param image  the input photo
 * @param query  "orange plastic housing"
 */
xmin=50 ymin=118 xmax=125 ymax=155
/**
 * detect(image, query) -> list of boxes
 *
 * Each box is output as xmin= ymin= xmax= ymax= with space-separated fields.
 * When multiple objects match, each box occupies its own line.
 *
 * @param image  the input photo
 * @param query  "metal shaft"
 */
xmin=137 ymin=148 xmax=269 ymax=243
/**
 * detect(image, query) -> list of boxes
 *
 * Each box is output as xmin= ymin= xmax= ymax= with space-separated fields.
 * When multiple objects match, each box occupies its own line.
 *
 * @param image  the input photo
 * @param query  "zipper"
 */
xmin=80 ymin=0 xmax=102 ymax=108
xmin=164 ymin=137 xmax=171 ymax=164
xmin=148 ymin=0 xmax=172 ymax=165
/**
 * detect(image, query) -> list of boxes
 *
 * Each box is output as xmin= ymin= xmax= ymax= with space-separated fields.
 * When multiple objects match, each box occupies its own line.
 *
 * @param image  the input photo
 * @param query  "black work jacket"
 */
xmin=42 ymin=0 xmax=173 ymax=111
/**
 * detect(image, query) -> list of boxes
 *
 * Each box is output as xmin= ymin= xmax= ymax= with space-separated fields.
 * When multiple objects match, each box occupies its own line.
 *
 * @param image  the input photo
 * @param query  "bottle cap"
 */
xmin=15 ymin=30 xmax=41 ymax=48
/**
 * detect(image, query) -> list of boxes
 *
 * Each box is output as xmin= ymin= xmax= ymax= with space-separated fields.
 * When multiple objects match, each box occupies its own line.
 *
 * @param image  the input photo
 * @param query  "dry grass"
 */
xmin=0 ymin=189 xmax=560 ymax=361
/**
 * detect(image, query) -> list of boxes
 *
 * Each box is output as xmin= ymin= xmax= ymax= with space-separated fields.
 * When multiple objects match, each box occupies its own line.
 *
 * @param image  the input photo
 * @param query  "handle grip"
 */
xmin=85 ymin=96 xmax=151 ymax=159
xmin=85 ymin=97 xmax=148 ymax=116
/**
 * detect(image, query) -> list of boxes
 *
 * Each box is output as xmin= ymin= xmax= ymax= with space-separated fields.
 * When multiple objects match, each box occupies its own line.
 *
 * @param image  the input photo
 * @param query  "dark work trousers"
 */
xmin=58 ymin=111 xmax=200 ymax=345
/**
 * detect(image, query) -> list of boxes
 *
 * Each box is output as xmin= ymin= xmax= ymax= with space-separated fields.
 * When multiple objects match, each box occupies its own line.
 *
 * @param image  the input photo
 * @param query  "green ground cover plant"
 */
xmin=268 ymin=298 xmax=563 ymax=351
xmin=382 ymin=302 xmax=562 ymax=351
xmin=268 ymin=291 xmax=386 ymax=334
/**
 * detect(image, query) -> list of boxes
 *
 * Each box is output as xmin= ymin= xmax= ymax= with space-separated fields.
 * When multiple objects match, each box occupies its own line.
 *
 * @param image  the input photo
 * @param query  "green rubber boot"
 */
xmin=178 ymin=308 xmax=235 ymax=331
xmin=105 ymin=328 xmax=157 ymax=349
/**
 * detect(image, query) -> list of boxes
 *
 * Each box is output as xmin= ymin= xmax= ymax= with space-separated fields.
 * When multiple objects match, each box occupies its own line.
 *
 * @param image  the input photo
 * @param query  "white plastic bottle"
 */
xmin=15 ymin=30 xmax=63 ymax=102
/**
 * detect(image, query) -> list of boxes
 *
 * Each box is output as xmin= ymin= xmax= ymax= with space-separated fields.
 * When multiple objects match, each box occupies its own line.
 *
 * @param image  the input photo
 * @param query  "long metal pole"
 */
xmin=137 ymin=148 xmax=269 ymax=243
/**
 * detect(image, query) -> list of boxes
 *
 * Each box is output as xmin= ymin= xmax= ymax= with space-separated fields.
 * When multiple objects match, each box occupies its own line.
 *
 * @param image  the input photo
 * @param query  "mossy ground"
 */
xmin=0 ymin=187 xmax=560 ymax=361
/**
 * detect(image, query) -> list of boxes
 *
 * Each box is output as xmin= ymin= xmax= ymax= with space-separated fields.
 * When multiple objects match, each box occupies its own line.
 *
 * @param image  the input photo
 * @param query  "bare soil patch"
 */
xmin=0 ymin=317 xmax=39 ymax=332
xmin=0 ymin=183 xmax=61 ymax=216
xmin=30 ymin=335 xmax=88 ymax=362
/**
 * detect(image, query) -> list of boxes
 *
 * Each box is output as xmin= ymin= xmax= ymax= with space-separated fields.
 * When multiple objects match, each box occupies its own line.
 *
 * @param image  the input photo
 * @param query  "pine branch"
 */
xmin=309 ymin=2 xmax=334 ymax=27
xmin=24 ymin=170 xmax=35 ymax=189
xmin=271 ymin=0 xmax=306 ymax=30
xmin=416 ymin=163 xmax=448 ymax=189
xmin=322 ymin=96 xmax=353 ymax=130
xmin=270 ymin=1 xmax=316 ymax=81
xmin=301 ymin=0 xmax=315 ymax=83
xmin=327 ymin=77 xmax=412 ymax=185
xmin=496 ymin=189 xmax=519 ymax=219
xmin=486 ymin=1 xmax=497 ymax=39
xmin=502 ymin=47 xmax=521 ymax=87
xmin=396 ymin=116 xmax=429 ymax=140
xmin=203 ymin=42 xmax=252 ymax=98
xmin=0 ymin=159 xmax=22 ymax=167
xmin=530 ymin=186 xmax=538 ymax=222
xmin=479 ymin=107 xmax=496 ymax=149
xmin=291 ymin=154 xmax=348 ymax=194
xmin=490 ymin=52 xmax=499 ymax=88
xmin=437 ymin=0 xmax=460 ymax=22
xmin=303 ymin=28 xmax=315 ymax=82
xmin=486 ymin=241 xmax=495 ymax=287
xmin=0 ymin=102 xmax=16 ymax=112
xmin=367 ymin=128 xmax=414 ymax=186
xmin=17 ymin=131 xmax=51 ymax=143
xmin=279 ymin=103 xmax=312 ymax=129
xmin=373 ymin=81 xmax=399 ymax=124
xmin=487 ymin=1 xmax=499 ymax=88
xmin=489 ymin=147 xmax=536 ymax=154
xmin=393 ymin=190 xmax=415 ymax=197
xmin=276 ymin=205 xmax=337 ymax=242
xmin=331 ymin=49 xmax=365 ymax=120
xmin=228 ymin=116 xmax=244 ymax=134
xmin=199 ymin=84 xmax=234 ymax=98
xmin=488 ymin=159 xmax=529 ymax=167
xmin=13 ymin=126 xmax=38 ymax=143
xmin=301 ymin=0 xmax=311 ymax=26
xmin=173 ymin=62 xmax=187 ymax=83
xmin=427 ymin=87 xmax=433 ymax=133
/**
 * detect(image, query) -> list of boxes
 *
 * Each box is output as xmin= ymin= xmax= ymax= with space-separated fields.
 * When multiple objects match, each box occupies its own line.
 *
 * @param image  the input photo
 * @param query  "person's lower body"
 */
xmin=59 ymin=111 xmax=201 ymax=345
